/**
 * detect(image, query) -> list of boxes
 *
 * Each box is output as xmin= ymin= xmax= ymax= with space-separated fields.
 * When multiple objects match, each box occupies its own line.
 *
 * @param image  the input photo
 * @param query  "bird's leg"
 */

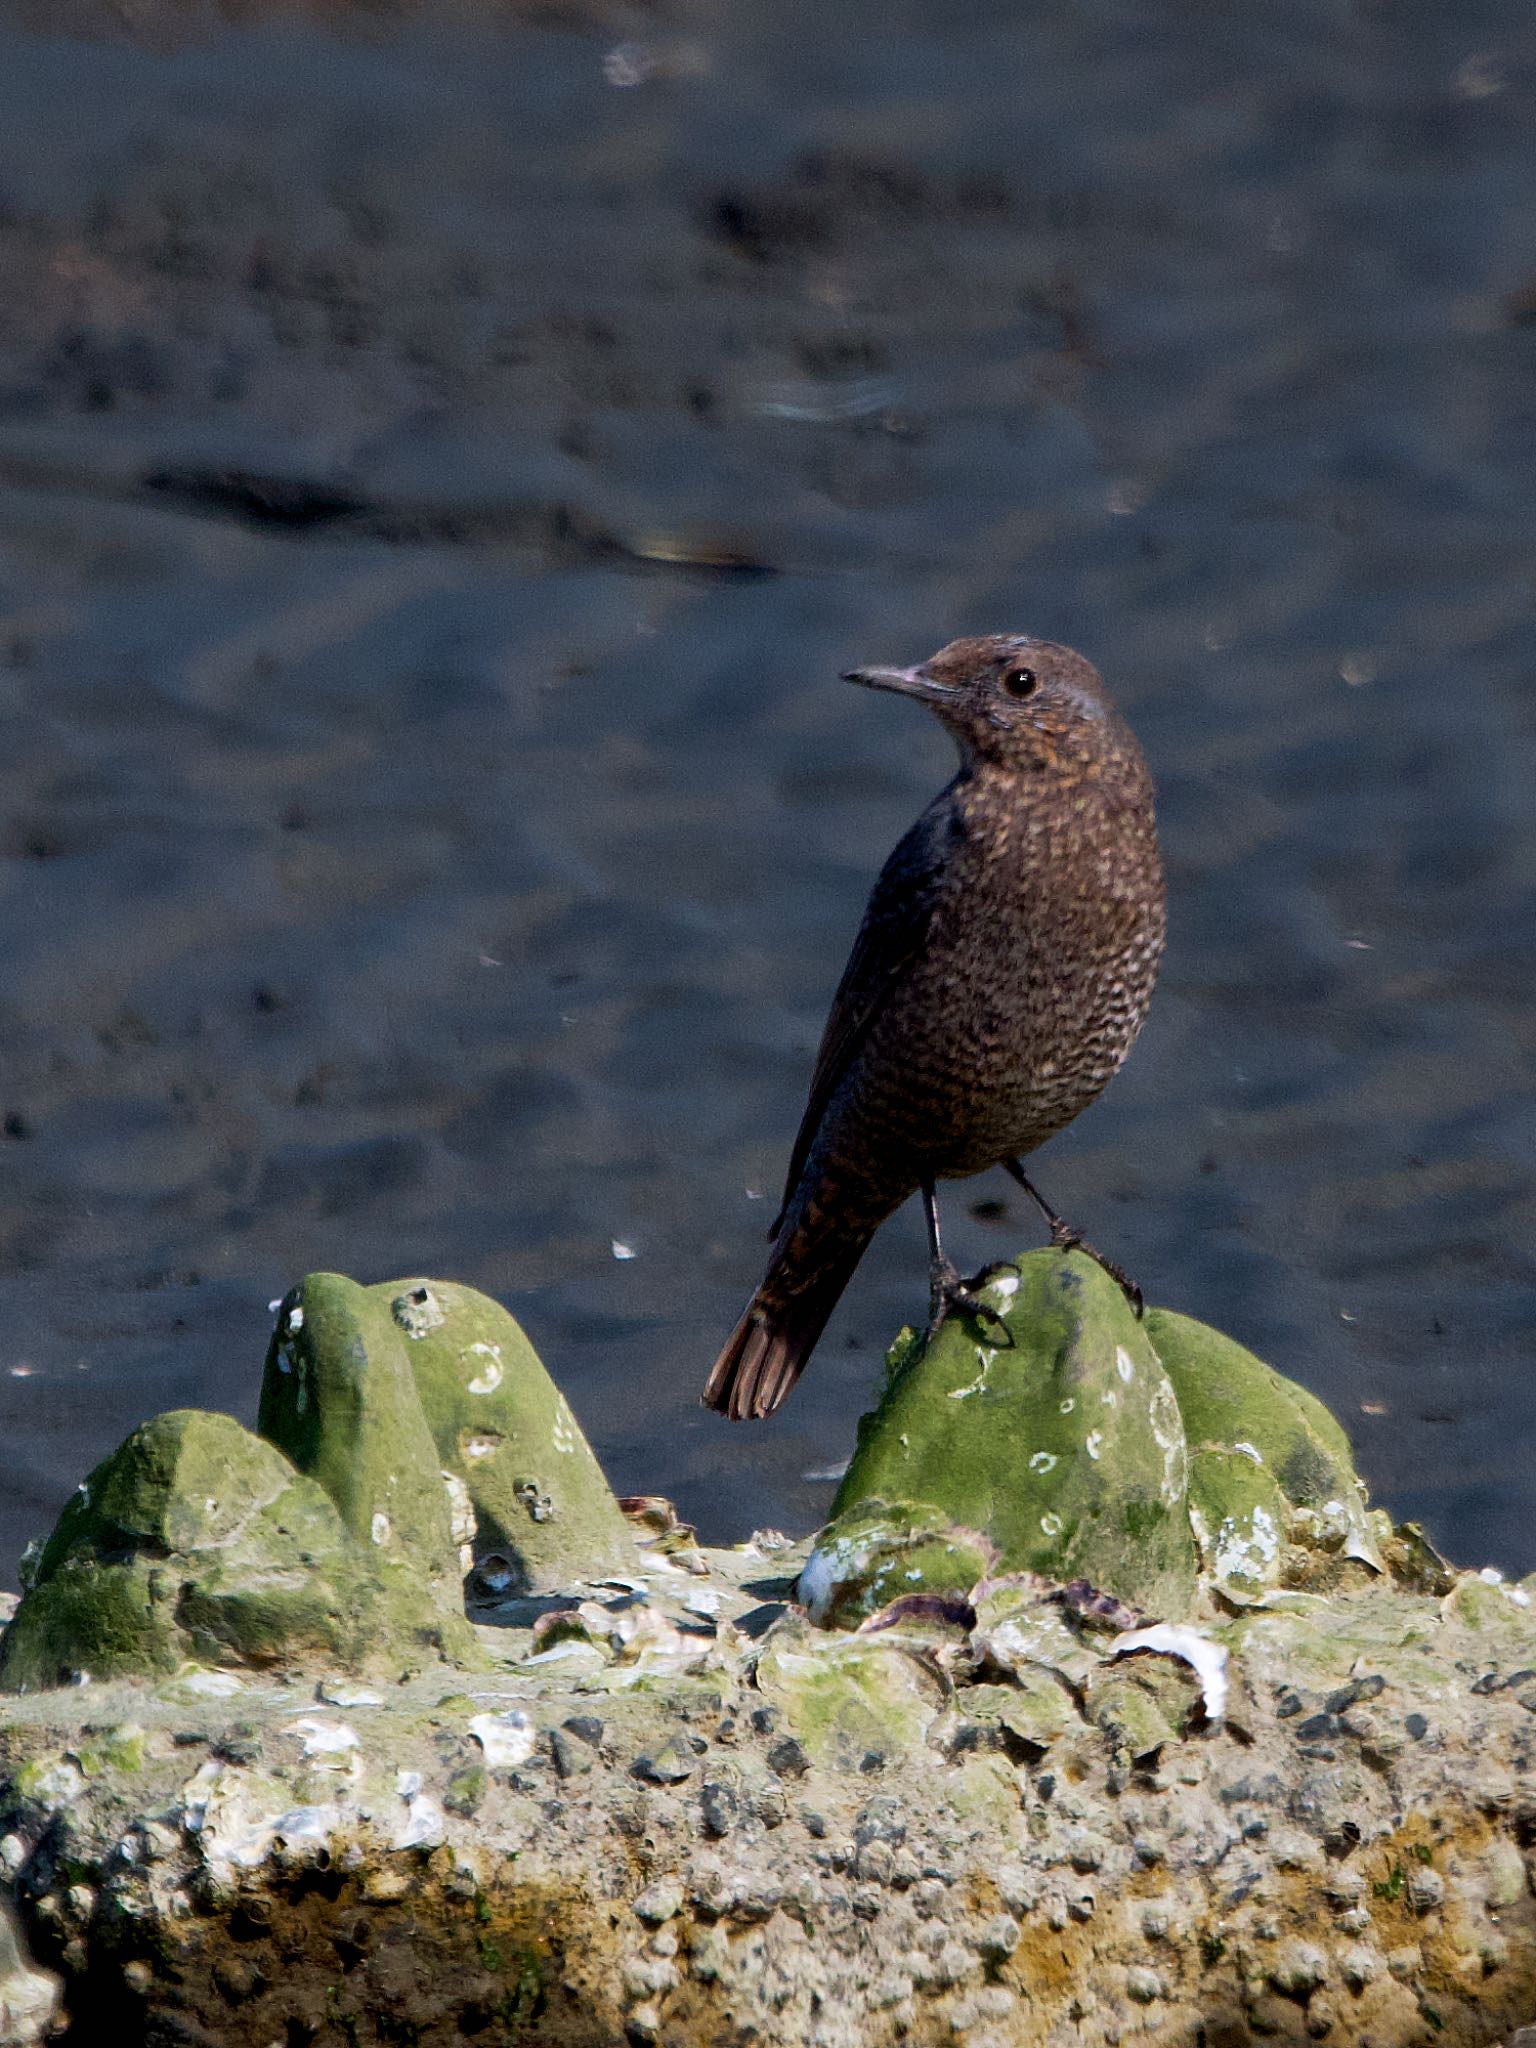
xmin=922 ymin=1183 xmax=1013 ymax=1346
xmin=1003 ymin=1160 xmax=1145 ymax=1318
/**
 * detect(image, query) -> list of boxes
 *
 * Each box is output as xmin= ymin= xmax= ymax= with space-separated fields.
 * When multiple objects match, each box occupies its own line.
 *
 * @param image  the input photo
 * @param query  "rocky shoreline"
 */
xmin=3 ymin=1258 xmax=1536 ymax=2046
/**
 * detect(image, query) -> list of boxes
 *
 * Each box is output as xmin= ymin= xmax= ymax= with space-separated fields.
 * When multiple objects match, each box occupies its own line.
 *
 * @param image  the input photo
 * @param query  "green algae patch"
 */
xmin=0 ymin=1557 xmax=182 ymax=1690
xmin=1439 ymin=1571 xmax=1536 ymax=1637
xmin=1143 ymin=1308 xmax=1381 ymax=1597
xmin=259 ymin=1275 xmax=480 ymax=1669
xmin=1215 ymin=1586 xmax=1452 ymax=1698
xmin=810 ymin=1251 xmax=1197 ymax=1624
xmin=370 ymin=1277 xmax=633 ymax=1593
xmin=754 ymin=1616 xmax=944 ymax=1769
xmin=72 ymin=1722 xmax=148 ymax=1776
xmin=260 ymin=1276 xmax=455 ymax=1559
xmin=946 ymin=1750 xmax=1023 ymax=1824
xmin=0 ymin=1411 xmax=386 ymax=1691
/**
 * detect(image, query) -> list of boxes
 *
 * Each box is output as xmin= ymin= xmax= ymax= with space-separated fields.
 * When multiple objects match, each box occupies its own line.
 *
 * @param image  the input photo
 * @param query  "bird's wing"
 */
xmin=773 ymin=789 xmax=957 ymax=1230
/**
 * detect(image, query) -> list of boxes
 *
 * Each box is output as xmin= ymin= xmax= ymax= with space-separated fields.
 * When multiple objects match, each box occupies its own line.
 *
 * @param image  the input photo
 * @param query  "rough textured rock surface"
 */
xmin=0 ymin=1257 xmax=1533 ymax=2046
xmin=2 ymin=1534 xmax=1536 ymax=2048
xmin=380 ymin=1276 xmax=635 ymax=1593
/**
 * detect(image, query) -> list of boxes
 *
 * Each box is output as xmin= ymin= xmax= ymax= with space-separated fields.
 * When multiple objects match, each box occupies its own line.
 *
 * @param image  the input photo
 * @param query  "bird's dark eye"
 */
xmin=1001 ymin=665 xmax=1037 ymax=698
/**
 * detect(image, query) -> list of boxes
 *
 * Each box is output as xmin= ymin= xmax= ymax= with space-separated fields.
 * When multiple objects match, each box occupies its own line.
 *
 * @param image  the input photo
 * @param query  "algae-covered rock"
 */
xmin=369 ymin=1277 xmax=633 ymax=1593
xmin=2 ymin=1267 xmax=639 ymax=1692
xmin=795 ymin=1500 xmax=994 ymax=1629
xmin=800 ymin=1255 xmax=1384 ymax=1627
xmin=1144 ymin=1307 xmax=1381 ymax=1598
xmin=806 ymin=1252 xmax=1197 ymax=1624
xmin=7 ymin=1258 xmax=1536 ymax=2048
xmin=0 ymin=1411 xmax=381 ymax=1690
xmin=753 ymin=1615 xmax=945 ymax=1769
xmin=258 ymin=1274 xmax=479 ymax=1666
xmin=0 ymin=1557 xmax=182 ymax=1690
xmin=1083 ymin=1657 xmax=1199 ymax=1757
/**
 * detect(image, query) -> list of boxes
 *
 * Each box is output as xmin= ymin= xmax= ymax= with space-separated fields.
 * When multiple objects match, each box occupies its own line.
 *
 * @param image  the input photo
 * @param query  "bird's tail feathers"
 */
xmin=701 ymin=1230 xmax=871 ymax=1420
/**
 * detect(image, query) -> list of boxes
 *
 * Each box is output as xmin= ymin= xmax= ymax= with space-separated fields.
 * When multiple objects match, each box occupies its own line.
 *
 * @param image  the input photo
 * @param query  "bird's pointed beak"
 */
xmin=841 ymin=664 xmax=955 ymax=704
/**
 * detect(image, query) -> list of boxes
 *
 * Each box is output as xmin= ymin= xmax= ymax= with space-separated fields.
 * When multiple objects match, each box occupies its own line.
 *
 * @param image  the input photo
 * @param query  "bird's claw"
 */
xmin=926 ymin=1261 xmax=1015 ymax=1347
xmin=1048 ymin=1221 xmax=1144 ymax=1318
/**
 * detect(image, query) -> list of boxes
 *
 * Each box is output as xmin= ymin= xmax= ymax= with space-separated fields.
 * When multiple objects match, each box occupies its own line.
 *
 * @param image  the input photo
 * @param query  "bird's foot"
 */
xmin=970 ymin=1258 xmax=1021 ymax=1289
xmin=926 ymin=1259 xmax=1015 ymax=1348
xmin=1047 ymin=1221 xmax=1144 ymax=1318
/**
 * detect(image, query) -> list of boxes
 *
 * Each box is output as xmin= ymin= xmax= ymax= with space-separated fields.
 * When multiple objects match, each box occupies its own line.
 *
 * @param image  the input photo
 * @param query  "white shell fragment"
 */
xmin=286 ymin=1718 xmax=360 ymax=1763
xmin=468 ymin=1709 xmax=536 ymax=1768
xmin=170 ymin=1669 xmax=244 ymax=1699
xmin=1110 ymin=1623 xmax=1229 ymax=1724
xmin=196 ymin=1767 xmax=351 ymax=1882
xmin=317 ymin=1682 xmax=383 ymax=1708
xmin=392 ymin=1769 xmax=446 ymax=1851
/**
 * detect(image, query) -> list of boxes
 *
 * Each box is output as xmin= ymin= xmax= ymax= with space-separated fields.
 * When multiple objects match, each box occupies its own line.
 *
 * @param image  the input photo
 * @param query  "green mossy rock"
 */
xmin=795 ymin=1500 xmax=995 ymax=1629
xmin=258 ymin=1274 xmax=480 ymax=1667
xmin=1143 ymin=1308 xmax=1381 ymax=1597
xmin=0 ymin=1558 xmax=181 ymax=1689
xmin=807 ymin=1252 xmax=1198 ymax=1625
xmin=367 ymin=1277 xmax=633 ymax=1593
xmin=0 ymin=1411 xmax=382 ymax=1690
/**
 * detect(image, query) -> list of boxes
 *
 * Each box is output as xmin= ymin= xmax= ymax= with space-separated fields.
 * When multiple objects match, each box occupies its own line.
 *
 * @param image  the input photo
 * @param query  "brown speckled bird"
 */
xmin=702 ymin=633 xmax=1165 ymax=1422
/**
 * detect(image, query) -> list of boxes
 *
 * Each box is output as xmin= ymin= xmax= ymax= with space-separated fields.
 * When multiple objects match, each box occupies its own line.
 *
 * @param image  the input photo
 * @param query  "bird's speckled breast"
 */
xmin=841 ymin=743 xmax=1165 ymax=1179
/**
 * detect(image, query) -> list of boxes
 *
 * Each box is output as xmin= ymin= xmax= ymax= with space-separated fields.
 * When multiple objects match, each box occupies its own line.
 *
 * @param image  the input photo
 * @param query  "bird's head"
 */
xmin=843 ymin=634 xmax=1119 ymax=768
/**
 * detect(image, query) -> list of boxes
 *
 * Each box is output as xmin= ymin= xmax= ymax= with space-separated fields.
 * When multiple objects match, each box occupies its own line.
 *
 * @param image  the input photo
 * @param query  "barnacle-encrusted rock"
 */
xmin=376 ymin=1277 xmax=633 ymax=1592
xmin=804 ymin=1252 xmax=1199 ymax=1623
xmin=0 ymin=1411 xmax=383 ymax=1690
xmin=1 ymin=1529 xmax=1535 ymax=2048
xmin=2 ymin=1271 xmax=639 ymax=1695
xmin=4 ymin=1256 xmax=1536 ymax=2048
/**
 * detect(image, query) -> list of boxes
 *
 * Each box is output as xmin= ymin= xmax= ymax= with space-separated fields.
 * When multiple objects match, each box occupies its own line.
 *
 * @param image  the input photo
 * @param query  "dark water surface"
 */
xmin=1 ymin=0 xmax=1534 ymax=1585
